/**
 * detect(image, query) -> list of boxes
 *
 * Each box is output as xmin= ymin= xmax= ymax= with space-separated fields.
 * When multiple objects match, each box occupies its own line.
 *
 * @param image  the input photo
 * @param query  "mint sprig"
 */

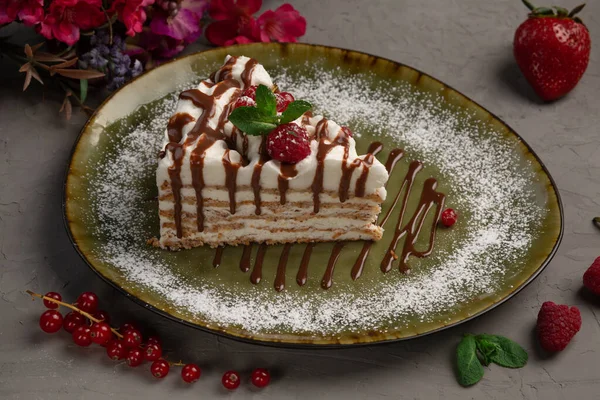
xmin=228 ymin=84 xmax=312 ymax=136
xmin=456 ymin=334 xmax=528 ymax=387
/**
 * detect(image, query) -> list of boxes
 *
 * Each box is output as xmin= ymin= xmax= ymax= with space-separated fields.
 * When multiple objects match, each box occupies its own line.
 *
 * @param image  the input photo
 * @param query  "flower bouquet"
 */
xmin=0 ymin=0 xmax=306 ymax=119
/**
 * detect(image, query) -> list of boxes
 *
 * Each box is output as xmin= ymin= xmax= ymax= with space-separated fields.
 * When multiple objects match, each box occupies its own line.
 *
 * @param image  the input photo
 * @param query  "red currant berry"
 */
xmin=181 ymin=363 xmax=201 ymax=383
xmin=440 ymin=208 xmax=458 ymax=227
xmin=222 ymin=371 xmax=240 ymax=390
xmin=275 ymin=92 xmax=294 ymax=112
xmin=123 ymin=329 xmax=143 ymax=348
xmin=63 ymin=311 xmax=85 ymax=333
xmin=93 ymin=310 xmax=111 ymax=323
xmin=106 ymin=339 xmax=127 ymax=360
xmin=241 ymin=85 xmax=257 ymax=99
xmin=150 ymin=359 xmax=170 ymax=379
xmin=146 ymin=336 xmax=161 ymax=346
xmin=251 ymin=368 xmax=271 ymax=388
xmin=43 ymin=292 xmax=62 ymax=309
xmin=341 ymin=126 xmax=353 ymax=138
xmin=126 ymin=348 xmax=144 ymax=367
xmin=144 ymin=343 xmax=162 ymax=361
xmin=75 ymin=292 xmax=99 ymax=313
xmin=233 ymin=96 xmax=256 ymax=109
xmin=72 ymin=325 xmax=92 ymax=347
xmin=90 ymin=322 xmax=112 ymax=345
xmin=39 ymin=310 xmax=63 ymax=333
xmin=120 ymin=321 xmax=140 ymax=334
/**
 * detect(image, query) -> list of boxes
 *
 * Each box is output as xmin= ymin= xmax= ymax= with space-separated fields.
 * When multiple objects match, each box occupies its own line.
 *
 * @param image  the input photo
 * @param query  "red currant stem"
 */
xmin=169 ymin=361 xmax=186 ymax=367
xmin=26 ymin=290 xmax=123 ymax=339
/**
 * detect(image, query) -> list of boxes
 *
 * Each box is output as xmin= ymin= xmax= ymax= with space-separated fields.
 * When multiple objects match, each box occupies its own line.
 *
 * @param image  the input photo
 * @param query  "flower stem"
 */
xmin=26 ymin=290 xmax=123 ymax=339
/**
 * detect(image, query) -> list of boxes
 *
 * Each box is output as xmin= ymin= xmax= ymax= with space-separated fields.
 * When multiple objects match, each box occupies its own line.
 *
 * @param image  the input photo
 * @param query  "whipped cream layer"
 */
xmin=157 ymin=55 xmax=388 ymax=199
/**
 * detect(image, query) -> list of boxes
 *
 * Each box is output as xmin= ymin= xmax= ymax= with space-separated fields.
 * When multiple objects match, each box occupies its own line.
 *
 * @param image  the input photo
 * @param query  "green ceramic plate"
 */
xmin=64 ymin=43 xmax=562 ymax=347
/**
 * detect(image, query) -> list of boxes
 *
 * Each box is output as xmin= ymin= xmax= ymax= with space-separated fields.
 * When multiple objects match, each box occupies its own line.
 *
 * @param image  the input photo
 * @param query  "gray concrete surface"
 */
xmin=1 ymin=0 xmax=599 ymax=399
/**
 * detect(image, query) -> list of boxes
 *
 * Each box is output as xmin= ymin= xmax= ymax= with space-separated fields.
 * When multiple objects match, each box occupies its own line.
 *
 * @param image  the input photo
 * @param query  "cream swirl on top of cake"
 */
xmin=157 ymin=55 xmax=388 ymax=202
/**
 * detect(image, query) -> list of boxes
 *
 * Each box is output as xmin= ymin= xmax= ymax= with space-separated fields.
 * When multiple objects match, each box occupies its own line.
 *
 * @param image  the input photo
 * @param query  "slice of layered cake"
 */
xmin=156 ymin=55 xmax=389 ymax=249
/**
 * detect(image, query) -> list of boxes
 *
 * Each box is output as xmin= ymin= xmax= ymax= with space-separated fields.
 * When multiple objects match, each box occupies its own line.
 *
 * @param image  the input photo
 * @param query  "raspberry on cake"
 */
xmin=155 ymin=55 xmax=389 ymax=249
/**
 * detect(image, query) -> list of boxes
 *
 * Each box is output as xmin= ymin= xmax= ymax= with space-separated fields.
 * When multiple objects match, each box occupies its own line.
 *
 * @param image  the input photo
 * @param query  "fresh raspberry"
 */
xmin=266 ymin=123 xmax=311 ymax=164
xmin=583 ymin=256 xmax=600 ymax=295
xmin=275 ymin=92 xmax=294 ymax=112
xmin=233 ymin=96 xmax=256 ymax=109
xmin=537 ymin=301 xmax=581 ymax=352
xmin=241 ymin=85 xmax=258 ymax=99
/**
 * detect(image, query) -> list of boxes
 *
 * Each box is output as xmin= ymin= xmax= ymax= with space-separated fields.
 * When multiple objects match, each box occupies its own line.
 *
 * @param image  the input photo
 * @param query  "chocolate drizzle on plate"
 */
xmin=205 ymin=143 xmax=445 ymax=291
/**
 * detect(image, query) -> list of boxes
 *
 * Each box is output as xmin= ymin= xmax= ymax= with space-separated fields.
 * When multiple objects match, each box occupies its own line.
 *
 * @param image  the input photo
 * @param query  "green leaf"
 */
xmin=279 ymin=100 xmax=312 ymax=124
xmin=228 ymin=106 xmax=278 ymax=136
xmin=554 ymin=6 xmax=569 ymax=17
xmin=456 ymin=335 xmax=484 ymax=387
xmin=475 ymin=338 xmax=500 ymax=366
xmin=80 ymin=79 xmax=88 ymax=104
xmin=255 ymin=84 xmax=277 ymax=116
xmin=476 ymin=335 xmax=528 ymax=368
xmin=521 ymin=0 xmax=536 ymax=11
xmin=533 ymin=7 xmax=555 ymax=15
xmin=568 ymin=4 xmax=586 ymax=18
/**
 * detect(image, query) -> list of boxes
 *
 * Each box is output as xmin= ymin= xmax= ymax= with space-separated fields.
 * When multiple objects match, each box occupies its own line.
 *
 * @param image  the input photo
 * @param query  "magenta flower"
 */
xmin=254 ymin=4 xmax=306 ymax=43
xmin=0 ymin=0 xmax=44 ymax=26
xmin=224 ymin=35 xmax=254 ymax=46
xmin=38 ymin=0 xmax=105 ymax=46
xmin=205 ymin=15 xmax=256 ymax=46
xmin=109 ymin=0 xmax=155 ymax=37
xmin=209 ymin=0 xmax=261 ymax=21
xmin=17 ymin=0 xmax=44 ymax=26
xmin=150 ymin=0 xmax=208 ymax=42
xmin=0 ymin=0 xmax=19 ymax=25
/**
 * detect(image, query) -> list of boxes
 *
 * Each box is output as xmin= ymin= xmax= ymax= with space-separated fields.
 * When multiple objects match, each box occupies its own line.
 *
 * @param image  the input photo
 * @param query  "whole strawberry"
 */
xmin=514 ymin=1 xmax=590 ymax=101
xmin=537 ymin=301 xmax=581 ymax=352
xmin=583 ymin=256 xmax=600 ymax=295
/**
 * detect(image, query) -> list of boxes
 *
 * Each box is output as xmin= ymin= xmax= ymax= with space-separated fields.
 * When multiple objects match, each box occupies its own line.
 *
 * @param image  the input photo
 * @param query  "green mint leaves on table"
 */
xmin=456 ymin=334 xmax=528 ymax=387
xmin=228 ymin=84 xmax=312 ymax=136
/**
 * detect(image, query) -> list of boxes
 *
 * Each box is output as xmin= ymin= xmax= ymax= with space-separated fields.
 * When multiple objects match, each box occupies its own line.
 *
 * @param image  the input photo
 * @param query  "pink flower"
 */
xmin=150 ymin=0 xmax=208 ymax=42
xmin=205 ymin=15 xmax=256 ymax=46
xmin=0 ymin=0 xmax=19 ymax=25
xmin=224 ymin=35 xmax=253 ymax=46
xmin=17 ymin=0 xmax=44 ymax=26
xmin=254 ymin=4 xmax=306 ymax=43
xmin=109 ymin=0 xmax=155 ymax=37
xmin=209 ymin=0 xmax=261 ymax=21
xmin=38 ymin=0 xmax=105 ymax=46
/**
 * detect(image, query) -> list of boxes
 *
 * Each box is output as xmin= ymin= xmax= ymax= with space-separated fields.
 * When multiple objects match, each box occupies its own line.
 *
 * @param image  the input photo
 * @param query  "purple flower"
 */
xmin=150 ymin=0 xmax=208 ymax=42
xmin=79 ymin=29 xmax=145 ymax=91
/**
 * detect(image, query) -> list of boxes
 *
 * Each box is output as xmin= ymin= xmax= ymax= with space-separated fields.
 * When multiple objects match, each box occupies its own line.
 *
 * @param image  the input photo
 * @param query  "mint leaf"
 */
xmin=456 ymin=335 xmax=484 ymax=387
xmin=475 ymin=338 xmax=500 ymax=366
xmin=280 ymin=100 xmax=312 ymax=124
xmin=476 ymin=335 xmax=528 ymax=368
xmin=228 ymin=106 xmax=278 ymax=136
xmin=255 ymin=84 xmax=277 ymax=116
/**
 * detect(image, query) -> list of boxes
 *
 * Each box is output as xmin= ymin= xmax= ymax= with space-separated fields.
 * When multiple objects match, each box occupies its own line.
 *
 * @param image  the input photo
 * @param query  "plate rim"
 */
xmin=63 ymin=42 xmax=564 ymax=348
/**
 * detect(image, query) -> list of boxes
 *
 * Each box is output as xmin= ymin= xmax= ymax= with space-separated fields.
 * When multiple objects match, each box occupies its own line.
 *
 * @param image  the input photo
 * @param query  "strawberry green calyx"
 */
xmin=521 ymin=1 xmax=586 ymax=23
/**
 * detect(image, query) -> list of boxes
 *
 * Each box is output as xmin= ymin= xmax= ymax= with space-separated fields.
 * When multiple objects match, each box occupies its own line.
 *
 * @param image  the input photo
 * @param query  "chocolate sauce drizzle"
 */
xmin=278 ymin=164 xmax=297 ymax=205
xmin=240 ymin=244 xmax=252 ymax=272
xmin=213 ymin=246 xmax=224 ymax=268
xmin=163 ymin=58 xmax=445 ymax=290
xmin=250 ymin=243 xmax=268 ymax=284
xmin=207 ymin=144 xmax=445 ymax=291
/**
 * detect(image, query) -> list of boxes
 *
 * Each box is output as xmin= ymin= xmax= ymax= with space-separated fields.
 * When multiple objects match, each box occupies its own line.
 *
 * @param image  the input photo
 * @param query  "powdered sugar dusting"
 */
xmin=87 ymin=63 xmax=546 ymax=336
